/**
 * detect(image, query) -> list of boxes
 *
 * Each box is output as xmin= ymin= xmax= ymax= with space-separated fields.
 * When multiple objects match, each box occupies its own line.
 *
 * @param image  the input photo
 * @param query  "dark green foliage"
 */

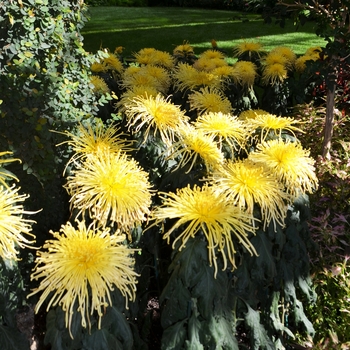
xmin=0 ymin=0 xmax=107 ymax=181
xmin=158 ymin=198 xmax=315 ymax=349
xmin=0 ymin=261 xmax=30 ymax=350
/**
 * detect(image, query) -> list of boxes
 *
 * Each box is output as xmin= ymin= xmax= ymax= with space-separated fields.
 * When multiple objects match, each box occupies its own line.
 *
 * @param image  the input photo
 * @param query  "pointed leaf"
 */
xmin=102 ymin=306 xmax=133 ymax=350
xmin=192 ymin=263 xmax=228 ymax=319
xmin=245 ymin=305 xmax=275 ymax=350
xmin=161 ymin=319 xmax=187 ymax=350
xmin=0 ymin=324 xmax=29 ymax=350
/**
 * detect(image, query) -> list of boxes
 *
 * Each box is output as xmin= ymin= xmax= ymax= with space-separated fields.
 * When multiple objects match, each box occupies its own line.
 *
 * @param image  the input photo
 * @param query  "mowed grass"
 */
xmin=82 ymin=6 xmax=325 ymax=57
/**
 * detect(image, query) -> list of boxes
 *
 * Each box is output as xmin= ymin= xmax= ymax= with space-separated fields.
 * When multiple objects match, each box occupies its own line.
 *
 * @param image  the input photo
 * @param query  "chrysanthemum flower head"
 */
xmin=245 ymin=112 xmax=304 ymax=142
xmin=188 ymin=86 xmax=232 ymax=115
xmin=125 ymin=93 xmax=189 ymax=146
xmin=133 ymin=48 xmax=174 ymax=68
xmin=173 ymin=63 xmax=222 ymax=92
xmin=90 ymin=76 xmax=110 ymax=95
xmin=154 ymin=50 xmax=175 ymax=69
xmin=294 ymin=55 xmax=319 ymax=73
xmin=238 ymin=109 xmax=267 ymax=121
xmin=212 ymin=65 xmax=235 ymax=79
xmin=169 ymin=124 xmax=224 ymax=173
xmin=194 ymin=112 xmax=247 ymax=151
xmin=116 ymin=85 xmax=160 ymax=112
xmin=59 ymin=122 xmax=134 ymax=168
xmin=0 ymin=185 xmax=36 ymax=261
xmin=141 ymin=65 xmax=171 ymax=93
xmin=193 ymin=57 xmax=218 ymax=72
xmin=102 ymin=53 xmax=124 ymax=73
xmin=269 ymin=46 xmax=296 ymax=66
xmin=305 ymin=46 xmax=322 ymax=57
xmin=200 ymin=49 xmax=226 ymax=60
xmin=232 ymin=61 xmax=257 ymax=88
xmin=262 ymin=63 xmax=288 ymax=85
xmin=65 ymin=151 xmax=153 ymax=230
xmin=209 ymin=159 xmax=291 ymax=229
xmin=28 ymin=220 xmax=139 ymax=338
xmin=152 ymin=183 xmax=257 ymax=277
xmin=0 ymin=151 xmax=21 ymax=187
xmin=121 ymin=67 xmax=165 ymax=93
xmin=233 ymin=40 xmax=264 ymax=59
xmin=173 ymin=42 xmax=195 ymax=56
xmin=262 ymin=51 xmax=290 ymax=68
xmin=249 ymin=139 xmax=318 ymax=197
xmin=91 ymin=62 xmax=108 ymax=73
xmin=133 ymin=47 xmax=158 ymax=65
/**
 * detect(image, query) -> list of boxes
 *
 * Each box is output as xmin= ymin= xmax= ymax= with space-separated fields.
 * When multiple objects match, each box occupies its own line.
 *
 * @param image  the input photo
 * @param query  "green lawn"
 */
xmin=82 ymin=6 xmax=325 ymax=57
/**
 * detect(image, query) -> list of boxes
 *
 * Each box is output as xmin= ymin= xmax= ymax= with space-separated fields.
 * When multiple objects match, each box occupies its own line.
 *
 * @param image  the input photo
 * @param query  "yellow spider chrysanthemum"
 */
xmin=141 ymin=65 xmax=171 ymax=93
xmin=305 ymin=46 xmax=322 ymax=57
xmin=200 ymin=49 xmax=226 ymax=60
xmin=133 ymin=48 xmax=175 ymax=69
xmin=123 ymin=65 xmax=142 ymax=77
xmin=90 ymin=76 xmax=110 ymax=95
xmin=245 ymin=112 xmax=304 ymax=141
xmin=173 ymin=63 xmax=222 ymax=92
xmin=294 ymin=55 xmax=319 ymax=73
xmin=238 ymin=109 xmax=268 ymax=121
xmin=153 ymin=50 xmax=175 ymax=69
xmin=121 ymin=69 xmax=165 ymax=93
xmin=188 ymin=86 xmax=232 ymax=115
xmin=233 ymin=40 xmax=264 ymax=58
xmin=59 ymin=123 xmax=134 ymax=168
xmin=169 ymin=124 xmax=224 ymax=173
xmin=102 ymin=53 xmax=124 ymax=73
xmin=0 ymin=151 xmax=21 ymax=187
xmin=262 ymin=63 xmax=288 ymax=85
xmin=212 ymin=65 xmax=235 ymax=79
xmin=173 ymin=43 xmax=195 ymax=56
xmin=133 ymin=47 xmax=158 ymax=65
xmin=269 ymin=46 xmax=296 ymax=66
xmin=116 ymin=85 xmax=160 ymax=112
xmin=232 ymin=61 xmax=257 ymax=88
xmin=249 ymin=139 xmax=318 ymax=197
xmin=262 ymin=52 xmax=290 ymax=68
xmin=125 ymin=94 xmax=189 ymax=145
xmin=194 ymin=112 xmax=247 ymax=151
xmin=91 ymin=62 xmax=108 ymax=73
xmin=65 ymin=151 xmax=153 ymax=229
xmin=28 ymin=220 xmax=138 ymax=338
xmin=209 ymin=159 xmax=291 ymax=229
xmin=152 ymin=183 xmax=257 ymax=277
xmin=193 ymin=57 xmax=218 ymax=72
xmin=0 ymin=185 xmax=36 ymax=261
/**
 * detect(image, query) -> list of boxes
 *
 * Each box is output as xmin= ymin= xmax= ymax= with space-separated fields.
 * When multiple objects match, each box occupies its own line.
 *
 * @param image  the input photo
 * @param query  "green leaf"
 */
xmin=185 ymin=299 xmax=204 ymax=350
xmin=204 ymin=315 xmax=239 ymax=350
xmin=169 ymin=237 xmax=207 ymax=288
xmin=102 ymin=306 xmax=133 ymax=350
xmin=82 ymin=328 xmax=123 ymax=350
xmin=0 ymin=324 xmax=29 ymax=350
xmin=161 ymin=277 xmax=191 ymax=329
xmin=269 ymin=291 xmax=294 ymax=338
xmin=249 ymin=230 xmax=277 ymax=282
xmin=244 ymin=305 xmax=275 ymax=350
xmin=45 ymin=307 xmax=82 ymax=350
xmin=161 ymin=319 xmax=187 ymax=350
xmin=192 ymin=260 xmax=228 ymax=319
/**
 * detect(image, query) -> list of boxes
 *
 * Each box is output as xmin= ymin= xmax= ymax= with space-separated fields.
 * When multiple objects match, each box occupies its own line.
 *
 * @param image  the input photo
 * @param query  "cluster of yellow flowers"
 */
xmin=27 ymin=122 xmax=154 ymax=337
xmin=0 ymin=41 xmax=322 ymax=337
